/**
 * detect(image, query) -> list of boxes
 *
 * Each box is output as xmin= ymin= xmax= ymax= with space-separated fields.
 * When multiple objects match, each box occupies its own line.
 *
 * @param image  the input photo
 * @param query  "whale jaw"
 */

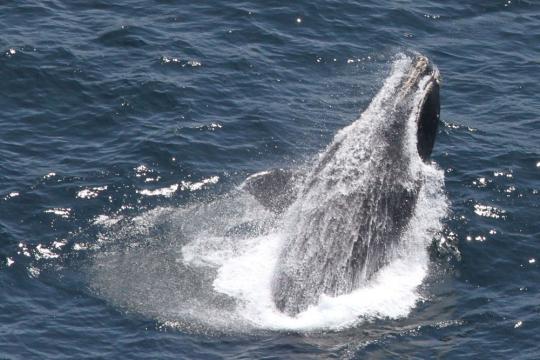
xmin=415 ymin=57 xmax=440 ymax=161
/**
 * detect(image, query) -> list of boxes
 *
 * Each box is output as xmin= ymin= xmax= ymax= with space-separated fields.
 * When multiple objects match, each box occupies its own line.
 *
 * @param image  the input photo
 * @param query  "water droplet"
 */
xmin=6 ymin=257 xmax=14 ymax=267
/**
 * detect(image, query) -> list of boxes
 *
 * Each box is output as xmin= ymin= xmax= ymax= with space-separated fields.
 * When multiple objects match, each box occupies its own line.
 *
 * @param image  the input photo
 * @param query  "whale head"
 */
xmin=399 ymin=55 xmax=441 ymax=161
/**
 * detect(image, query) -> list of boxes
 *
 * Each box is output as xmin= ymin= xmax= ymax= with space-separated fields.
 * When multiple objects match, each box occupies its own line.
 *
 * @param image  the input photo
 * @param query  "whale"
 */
xmin=242 ymin=54 xmax=441 ymax=315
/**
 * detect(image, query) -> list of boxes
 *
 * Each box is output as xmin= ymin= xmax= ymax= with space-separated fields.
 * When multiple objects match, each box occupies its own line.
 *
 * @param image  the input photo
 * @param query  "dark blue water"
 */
xmin=1 ymin=1 xmax=539 ymax=358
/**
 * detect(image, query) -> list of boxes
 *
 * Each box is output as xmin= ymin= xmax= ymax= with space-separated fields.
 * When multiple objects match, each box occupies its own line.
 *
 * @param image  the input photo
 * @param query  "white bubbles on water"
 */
xmin=85 ymin=54 xmax=448 ymax=333
xmin=77 ymin=186 xmax=108 ymax=199
xmin=44 ymin=207 xmax=71 ymax=218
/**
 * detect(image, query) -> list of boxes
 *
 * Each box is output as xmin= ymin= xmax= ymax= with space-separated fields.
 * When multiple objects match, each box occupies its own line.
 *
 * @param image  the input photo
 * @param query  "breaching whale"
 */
xmin=242 ymin=54 xmax=440 ymax=315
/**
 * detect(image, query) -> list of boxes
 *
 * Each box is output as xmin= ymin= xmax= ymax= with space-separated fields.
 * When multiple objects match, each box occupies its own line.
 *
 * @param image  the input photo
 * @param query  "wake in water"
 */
xmin=80 ymin=53 xmax=448 ymax=332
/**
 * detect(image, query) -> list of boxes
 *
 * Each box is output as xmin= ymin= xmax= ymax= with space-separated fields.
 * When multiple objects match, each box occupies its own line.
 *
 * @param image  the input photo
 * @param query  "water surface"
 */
xmin=1 ymin=1 xmax=539 ymax=358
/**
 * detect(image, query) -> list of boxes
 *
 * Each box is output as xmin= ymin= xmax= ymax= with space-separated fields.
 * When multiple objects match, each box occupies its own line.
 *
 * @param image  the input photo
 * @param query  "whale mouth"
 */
xmin=413 ymin=56 xmax=441 ymax=161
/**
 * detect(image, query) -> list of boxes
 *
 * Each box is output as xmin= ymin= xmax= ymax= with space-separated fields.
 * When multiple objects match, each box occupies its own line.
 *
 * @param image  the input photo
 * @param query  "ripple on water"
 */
xmin=1 ymin=0 xmax=540 ymax=358
xmin=96 ymin=26 xmax=151 ymax=48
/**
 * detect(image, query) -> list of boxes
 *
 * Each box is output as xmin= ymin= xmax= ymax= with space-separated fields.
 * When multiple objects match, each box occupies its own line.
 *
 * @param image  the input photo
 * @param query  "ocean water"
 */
xmin=1 ymin=1 xmax=539 ymax=359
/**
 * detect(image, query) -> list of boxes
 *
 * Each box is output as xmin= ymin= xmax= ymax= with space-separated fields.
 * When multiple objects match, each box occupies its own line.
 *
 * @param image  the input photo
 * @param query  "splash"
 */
xmin=84 ymin=54 xmax=447 ymax=332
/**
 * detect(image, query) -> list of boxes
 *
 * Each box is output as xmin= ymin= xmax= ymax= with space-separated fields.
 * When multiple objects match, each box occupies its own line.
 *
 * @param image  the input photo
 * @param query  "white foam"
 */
xmin=90 ymin=54 xmax=448 ymax=333
xmin=180 ymin=176 xmax=219 ymax=191
xmin=137 ymin=184 xmax=179 ymax=197
xmin=77 ymin=186 xmax=107 ymax=199
xmin=137 ymin=176 xmax=219 ymax=196
xmin=28 ymin=266 xmax=40 ymax=278
xmin=474 ymin=204 xmax=505 ymax=219
xmin=6 ymin=257 xmax=14 ymax=267
xmin=44 ymin=208 xmax=71 ymax=218
xmin=208 ymin=162 xmax=446 ymax=331
xmin=35 ymin=244 xmax=59 ymax=260
xmin=5 ymin=191 xmax=19 ymax=200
